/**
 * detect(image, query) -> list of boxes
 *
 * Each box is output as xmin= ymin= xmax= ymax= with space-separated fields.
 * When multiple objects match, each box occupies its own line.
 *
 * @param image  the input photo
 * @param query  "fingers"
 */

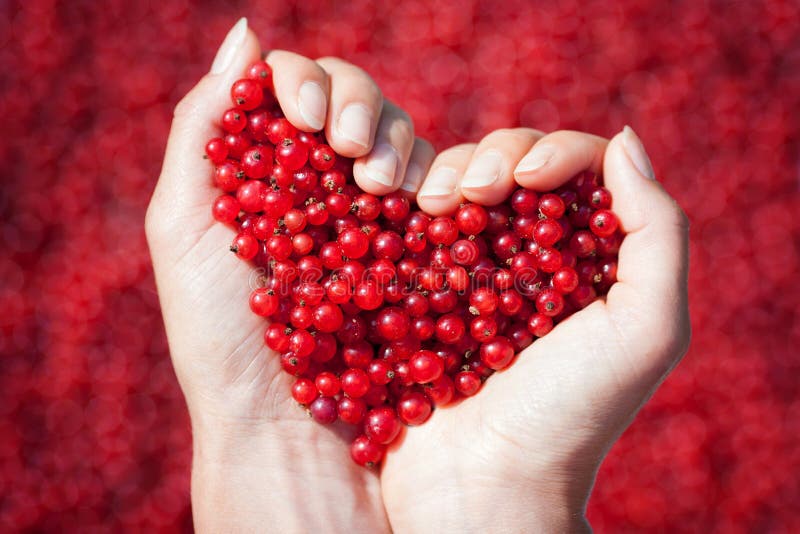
xmin=149 ymin=18 xmax=261 ymax=236
xmin=513 ymin=130 xmax=608 ymax=191
xmin=352 ymin=102 xmax=416 ymax=194
xmin=416 ymin=144 xmax=477 ymax=216
xmin=265 ymin=50 xmax=330 ymax=132
xmin=460 ymin=128 xmax=543 ymax=206
xmin=604 ymin=127 xmax=691 ymax=372
xmin=315 ymin=57 xmax=383 ymax=157
xmin=397 ymin=138 xmax=436 ymax=199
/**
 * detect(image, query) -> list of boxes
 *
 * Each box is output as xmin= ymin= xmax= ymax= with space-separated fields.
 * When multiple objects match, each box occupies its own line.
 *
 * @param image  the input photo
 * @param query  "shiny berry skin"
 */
xmin=315 ymin=371 xmax=341 ymax=397
xmin=397 ymin=391 xmax=433 ymax=426
xmin=511 ymin=188 xmax=539 ymax=215
xmin=280 ymin=352 xmax=310 ymax=375
xmin=470 ymin=316 xmax=498 ymax=342
xmin=221 ymin=108 xmax=247 ymax=133
xmin=537 ymin=247 xmax=563 ymax=273
xmin=410 ymin=316 xmax=436 ymax=341
xmin=552 ymin=266 xmax=579 ymax=293
xmin=289 ymin=329 xmax=316 ymax=358
xmin=276 ymin=138 xmax=309 ymax=171
xmin=338 ymin=228 xmax=370 ymax=259
xmin=533 ymin=218 xmax=564 ymax=247
xmin=353 ymin=281 xmax=383 ymax=310
xmin=372 ymin=231 xmax=404 ymax=261
xmin=426 ymin=217 xmax=459 ymax=246
xmin=264 ymin=323 xmax=291 ymax=352
xmin=230 ymin=233 xmax=258 ymax=260
xmin=341 ymin=368 xmax=371 ymax=398
xmin=312 ymin=302 xmax=344 ymax=333
xmin=527 ymin=313 xmax=554 ymax=337
xmin=246 ymin=60 xmax=273 ymax=88
xmin=367 ymin=360 xmax=395 ymax=386
xmin=350 ymin=435 xmax=385 ymax=467
xmin=492 ymin=231 xmax=521 ymax=259
xmin=454 ymin=371 xmax=482 ymax=396
xmin=224 ymin=131 xmax=252 ymax=159
xmin=309 ymin=396 xmax=338 ymax=424
xmin=538 ymin=193 xmax=566 ymax=218
xmin=364 ymin=407 xmax=402 ymax=445
xmin=435 ymin=314 xmax=466 ymax=344
xmin=569 ymin=230 xmax=598 ymax=257
xmin=480 ymin=337 xmax=515 ymax=370
xmin=376 ymin=307 xmax=411 ymax=341
xmin=236 ymin=179 xmax=267 ymax=213
xmin=589 ymin=186 xmax=612 ymax=209
xmin=338 ymin=397 xmax=367 ymax=425
xmin=409 ymin=350 xmax=445 ymax=384
xmin=212 ymin=194 xmax=240 ymax=223
xmin=350 ymin=194 xmax=379 ymax=222
xmin=536 ymin=288 xmax=565 ymax=317
xmin=405 ymin=211 xmax=431 ymax=233
xmin=589 ymin=209 xmax=619 ymax=237
xmin=312 ymin=333 xmax=337 ymax=363
xmin=381 ymin=193 xmax=410 ymax=221
xmin=447 ymin=266 xmax=470 ymax=292
xmin=451 ymin=239 xmax=480 ymax=266
xmin=249 ymin=288 xmax=278 ymax=317
xmin=425 ymin=375 xmax=455 ymax=406
xmin=230 ymin=78 xmax=263 ymax=110
xmin=214 ymin=161 xmax=245 ymax=192
xmin=291 ymin=378 xmax=317 ymax=405
xmin=341 ymin=340 xmax=374 ymax=368
xmin=205 ymin=137 xmax=228 ymax=163
xmin=469 ymin=287 xmax=499 ymax=316
xmin=266 ymin=118 xmax=297 ymax=145
xmin=309 ymin=144 xmax=336 ymax=171
xmin=498 ymin=290 xmax=524 ymax=315
xmin=455 ymin=203 xmax=488 ymax=235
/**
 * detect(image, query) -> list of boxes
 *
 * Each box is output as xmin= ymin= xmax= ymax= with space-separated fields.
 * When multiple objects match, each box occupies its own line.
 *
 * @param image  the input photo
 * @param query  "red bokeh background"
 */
xmin=2 ymin=0 xmax=799 ymax=531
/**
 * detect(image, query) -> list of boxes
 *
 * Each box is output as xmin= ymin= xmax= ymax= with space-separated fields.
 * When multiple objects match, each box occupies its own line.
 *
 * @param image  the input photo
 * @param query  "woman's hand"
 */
xmin=145 ymin=18 xmax=433 ymax=532
xmin=380 ymin=127 xmax=690 ymax=532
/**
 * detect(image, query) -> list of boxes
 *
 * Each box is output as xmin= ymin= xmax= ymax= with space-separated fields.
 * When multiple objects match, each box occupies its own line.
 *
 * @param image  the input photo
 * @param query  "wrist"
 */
xmin=385 ymin=471 xmax=592 ymax=533
xmin=190 ymin=416 xmax=389 ymax=533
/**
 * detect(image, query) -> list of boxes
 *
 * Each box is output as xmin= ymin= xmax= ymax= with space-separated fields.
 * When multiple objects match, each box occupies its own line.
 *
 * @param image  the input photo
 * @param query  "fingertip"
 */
xmin=512 ymin=131 xmax=607 ymax=191
xmin=266 ymin=50 xmax=329 ymax=132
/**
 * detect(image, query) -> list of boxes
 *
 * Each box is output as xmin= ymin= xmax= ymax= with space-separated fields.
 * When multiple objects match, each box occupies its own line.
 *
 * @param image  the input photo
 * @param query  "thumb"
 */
xmin=602 ymin=126 xmax=691 ymax=382
xmin=147 ymin=18 xmax=262 ymax=253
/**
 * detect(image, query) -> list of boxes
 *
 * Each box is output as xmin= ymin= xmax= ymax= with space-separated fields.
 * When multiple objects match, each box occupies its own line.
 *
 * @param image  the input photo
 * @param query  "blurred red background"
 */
xmin=2 ymin=0 xmax=799 ymax=531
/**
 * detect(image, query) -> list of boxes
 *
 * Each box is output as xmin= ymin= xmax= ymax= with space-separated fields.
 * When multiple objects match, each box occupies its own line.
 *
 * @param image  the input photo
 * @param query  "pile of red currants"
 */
xmin=207 ymin=61 xmax=623 ymax=466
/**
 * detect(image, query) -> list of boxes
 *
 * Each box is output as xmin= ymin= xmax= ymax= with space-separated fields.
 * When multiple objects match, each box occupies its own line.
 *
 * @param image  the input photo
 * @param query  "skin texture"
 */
xmin=146 ymin=18 xmax=690 ymax=533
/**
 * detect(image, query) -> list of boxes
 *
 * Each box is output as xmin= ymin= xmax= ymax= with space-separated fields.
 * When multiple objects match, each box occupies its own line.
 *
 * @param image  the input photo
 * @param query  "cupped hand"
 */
xmin=381 ymin=128 xmax=690 ymax=532
xmin=145 ymin=18 xmax=434 ymax=532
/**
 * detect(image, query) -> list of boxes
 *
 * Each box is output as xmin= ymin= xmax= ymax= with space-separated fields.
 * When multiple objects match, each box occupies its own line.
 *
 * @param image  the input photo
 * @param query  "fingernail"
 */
xmin=622 ymin=126 xmax=655 ymax=179
xmin=298 ymin=81 xmax=326 ymax=131
xmin=364 ymin=143 xmax=398 ymax=187
xmin=514 ymin=144 xmax=554 ymax=175
xmin=461 ymin=150 xmax=503 ymax=189
xmin=337 ymin=103 xmax=372 ymax=147
xmin=418 ymin=167 xmax=458 ymax=198
xmin=400 ymin=163 xmax=424 ymax=192
xmin=210 ymin=18 xmax=248 ymax=75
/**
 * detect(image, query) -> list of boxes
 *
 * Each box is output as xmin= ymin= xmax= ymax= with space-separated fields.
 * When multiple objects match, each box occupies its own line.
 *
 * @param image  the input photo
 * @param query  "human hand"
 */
xmin=145 ymin=18 xmax=434 ymax=532
xmin=380 ymin=128 xmax=690 ymax=532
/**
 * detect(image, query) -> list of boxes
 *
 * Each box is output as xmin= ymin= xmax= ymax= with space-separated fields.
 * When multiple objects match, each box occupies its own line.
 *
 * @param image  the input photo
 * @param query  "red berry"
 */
xmin=309 ymin=396 xmax=338 ymax=424
xmin=341 ymin=368 xmax=371 ymax=398
xmin=480 ymin=337 xmax=515 ymax=370
xmin=338 ymin=397 xmax=367 ymax=425
xmin=230 ymin=78 xmax=263 ymax=110
xmin=409 ymin=350 xmax=445 ymax=384
xmin=291 ymin=378 xmax=317 ymax=405
xmin=397 ymin=391 xmax=433 ymax=426
xmin=350 ymin=435 xmax=385 ymax=467
xmin=454 ymin=371 xmax=482 ymax=396
xmin=589 ymin=209 xmax=619 ymax=237
xmin=364 ymin=407 xmax=402 ymax=445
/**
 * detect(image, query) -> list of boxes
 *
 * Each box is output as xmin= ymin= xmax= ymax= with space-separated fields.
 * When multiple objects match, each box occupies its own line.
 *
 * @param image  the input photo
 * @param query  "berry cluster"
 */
xmin=207 ymin=62 xmax=622 ymax=466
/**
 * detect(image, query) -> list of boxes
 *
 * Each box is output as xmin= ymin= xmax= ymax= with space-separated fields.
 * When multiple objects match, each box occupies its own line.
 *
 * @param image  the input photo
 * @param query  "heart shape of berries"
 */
xmin=206 ymin=61 xmax=623 ymax=467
